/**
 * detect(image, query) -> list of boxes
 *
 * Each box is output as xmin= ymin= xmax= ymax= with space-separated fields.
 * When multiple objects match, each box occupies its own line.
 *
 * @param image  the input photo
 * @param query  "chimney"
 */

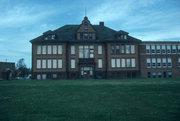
xmin=99 ymin=21 xmax=104 ymax=26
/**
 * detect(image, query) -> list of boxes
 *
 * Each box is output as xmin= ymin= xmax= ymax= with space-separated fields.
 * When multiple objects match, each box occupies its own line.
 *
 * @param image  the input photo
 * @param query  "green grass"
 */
xmin=0 ymin=78 xmax=180 ymax=121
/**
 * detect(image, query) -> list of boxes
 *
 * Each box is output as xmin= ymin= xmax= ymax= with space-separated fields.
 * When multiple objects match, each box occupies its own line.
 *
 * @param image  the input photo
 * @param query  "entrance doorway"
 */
xmin=80 ymin=66 xmax=93 ymax=78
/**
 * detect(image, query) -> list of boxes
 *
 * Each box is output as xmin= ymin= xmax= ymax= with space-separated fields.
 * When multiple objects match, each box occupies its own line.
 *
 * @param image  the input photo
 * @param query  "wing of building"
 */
xmin=30 ymin=16 xmax=180 ymax=79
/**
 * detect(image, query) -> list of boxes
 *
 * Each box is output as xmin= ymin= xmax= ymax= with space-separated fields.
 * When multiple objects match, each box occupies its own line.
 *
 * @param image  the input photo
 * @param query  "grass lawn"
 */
xmin=0 ymin=78 xmax=180 ymax=121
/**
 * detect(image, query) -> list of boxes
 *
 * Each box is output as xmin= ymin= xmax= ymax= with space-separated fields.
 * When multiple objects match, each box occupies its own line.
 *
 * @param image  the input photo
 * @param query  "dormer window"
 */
xmin=116 ymin=30 xmax=129 ymax=40
xmin=124 ymin=35 xmax=127 ymax=39
xmin=117 ymin=35 xmax=127 ymax=40
xmin=44 ymin=34 xmax=56 ymax=40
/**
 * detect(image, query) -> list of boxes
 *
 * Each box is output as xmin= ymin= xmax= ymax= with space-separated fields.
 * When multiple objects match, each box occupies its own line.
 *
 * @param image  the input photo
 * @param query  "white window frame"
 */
xmin=167 ymin=45 xmax=171 ymax=54
xmin=37 ymin=45 xmax=41 ymax=54
xmin=151 ymin=45 xmax=155 ymax=54
xmin=167 ymin=58 xmax=172 ymax=68
xmin=58 ymin=45 xmax=62 ymax=54
xmin=42 ymin=59 xmax=46 ymax=69
xmin=121 ymin=59 xmax=126 ymax=67
xmin=71 ymin=59 xmax=76 ymax=69
xmin=172 ymin=45 xmax=176 ymax=54
xmin=53 ymin=59 xmax=57 ymax=68
xmin=42 ymin=45 xmax=46 ymax=54
xmin=146 ymin=58 xmax=151 ymax=68
xmin=98 ymin=59 xmax=103 ymax=68
xmin=37 ymin=74 xmax=41 ymax=80
xmin=42 ymin=74 xmax=46 ymax=80
xmin=111 ymin=59 xmax=116 ymax=68
xmin=98 ymin=45 xmax=102 ymax=54
xmin=162 ymin=58 xmax=167 ymax=68
xmin=157 ymin=58 xmax=161 ymax=68
xmin=47 ymin=45 xmax=52 ymax=54
xmin=58 ymin=59 xmax=62 ymax=68
xmin=146 ymin=45 xmax=150 ymax=54
xmin=126 ymin=59 xmax=131 ymax=67
xmin=131 ymin=45 xmax=135 ymax=54
xmin=116 ymin=59 xmax=121 ymax=68
xmin=162 ymin=45 xmax=166 ymax=54
xmin=37 ymin=59 xmax=41 ymax=69
xmin=156 ymin=45 xmax=161 ymax=54
xmin=71 ymin=45 xmax=75 ymax=55
xmin=47 ymin=59 xmax=52 ymax=69
xmin=131 ymin=58 xmax=135 ymax=67
xmin=152 ymin=58 xmax=156 ymax=68
xmin=53 ymin=45 xmax=57 ymax=54
xmin=125 ymin=45 xmax=130 ymax=54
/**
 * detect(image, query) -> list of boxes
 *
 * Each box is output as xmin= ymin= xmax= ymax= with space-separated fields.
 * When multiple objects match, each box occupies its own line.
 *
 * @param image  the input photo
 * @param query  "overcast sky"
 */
xmin=0 ymin=0 xmax=180 ymax=68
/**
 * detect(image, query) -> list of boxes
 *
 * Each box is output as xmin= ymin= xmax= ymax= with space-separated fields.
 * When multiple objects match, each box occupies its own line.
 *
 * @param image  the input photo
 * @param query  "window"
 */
xmin=111 ymin=59 xmax=116 ymax=68
xmin=37 ymin=45 xmax=41 ymax=54
xmin=146 ymin=45 xmax=150 ymax=54
xmin=167 ymin=45 xmax=171 ymax=54
xmin=84 ymin=33 xmax=88 ymax=39
xmin=42 ymin=59 xmax=46 ymax=69
xmin=71 ymin=46 xmax=75 ymax=55
xmin=111 ymin=45 xmax=115 ymax=54
xmin=131 ymin=58 xmax=135 ymax=67
xmin=152 ymin=72 xmax=156 ymax=78
xmin=47 ymin=45 xmax=52 ymax=54
xmin=131 ymin=45 xmax=135 ymax=54
xmin=53 ymin=59 xmax=57 ymax=68
xmin=42 ymin=74 xmax=46 ymax=80
xmin=78 ymin=45 xmax=94 ymax=58
xmin=178 ymin=45 xmax=180 ymax=54
xmin=178 ymin=58 xmax=180 ymax=67
xmin=90 ymin=46 xmax=94 ymax=58
xmin=172 ymin=45 xmax=176 ymax=54
xmin=167 ymin=58 xmax=172 ymax=68
xmin=162 ymin=58 xmax=167 ymax=68
xmin=116 ymin=45 xmax=120 ymax=54
xmin=52 ymin=74 xmax=57 ymax=79
xmin=98 ymin=45 xmax=102 ymax=54
xmin=121 ymin=59 xmax=126 ymax=67
xmin=152 ymin=58 xmax=156 ymax=68
xmin=126 ymin=45 xmax=130 ymax=54
xmin=98 ymin=59 xmax=103 ymax=68
xmin=42 ymin=45 xmax=46 ymax=54
xmin=53 ymin=45 xmax=57 ymax=54
xmin=121 ymin=45 xmax=125 ymax=54
xmin=84 ymin=46 xmax=89 ymax=58
xmin=44 ymin=35 xmax=56 ymax=40
xmin=117 ymin=59 xmax=121 ymax=68
xmin=126 ymin=59 xmax=131 ymax=67
xmin=58 ymin=45 xmax=62 ymax=54
xmin=58 ymin=59 xmax=62 ymax=68
xmin=167 ymin=72 xmax=172 ymax=77
xmin=146 ymin=58 xmax=151 ymax=68
xmin=71 ymin=59 xmax=75 ymax=69
xmin=37 ymin=59 xmax=41 ymax=69
xmin=124 ymin=35 xmax=127 ymax=39
xmin=151 ymin=45 xmax=155 ymax=54
xmin=79 ymin=46 xmax=83 ymax=58
xmin=157 ymin=58 xmax=161 ymax=68
xmin=37 ymin=74 xmax=41 ymax=80
xmin=157 ymin=72 xmax=162 ymax=78
xmin=162 ymin=45 xmax=166 ymax=54
xmin=47 ymin=59 xmax=52 ymax=69
xmin=156 ymin=45 xmax=161 ymax=54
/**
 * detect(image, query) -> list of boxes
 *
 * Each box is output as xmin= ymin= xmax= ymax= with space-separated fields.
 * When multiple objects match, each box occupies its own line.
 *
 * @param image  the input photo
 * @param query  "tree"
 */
xmin=16 ymin=58 xmax=30 ymax=78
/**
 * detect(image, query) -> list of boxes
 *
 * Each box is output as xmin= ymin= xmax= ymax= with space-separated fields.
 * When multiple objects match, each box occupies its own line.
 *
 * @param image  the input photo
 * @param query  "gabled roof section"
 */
xmin=30 ymin=16 xmax=141 ymax=43
xmin=116 ymin=30 xmax=129 ymax=35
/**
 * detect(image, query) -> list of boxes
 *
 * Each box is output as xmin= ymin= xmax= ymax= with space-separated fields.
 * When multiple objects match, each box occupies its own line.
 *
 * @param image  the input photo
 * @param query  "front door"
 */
xmin=80 ymin=66 xmax=93 ymax=78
